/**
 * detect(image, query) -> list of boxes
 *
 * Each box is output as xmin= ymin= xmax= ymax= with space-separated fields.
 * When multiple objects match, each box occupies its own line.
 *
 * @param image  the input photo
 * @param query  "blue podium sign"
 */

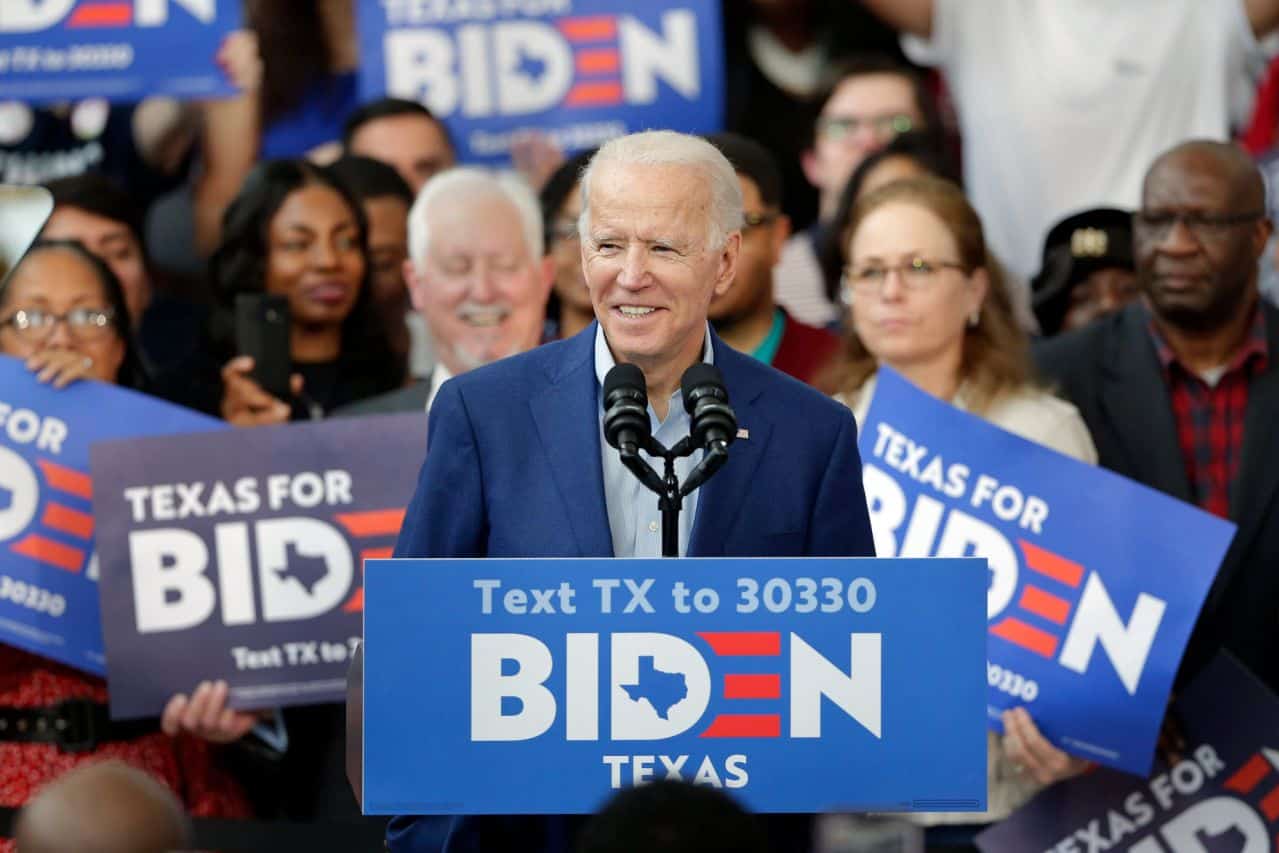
xmin=363 ymin=556 xmax=988 ymax=815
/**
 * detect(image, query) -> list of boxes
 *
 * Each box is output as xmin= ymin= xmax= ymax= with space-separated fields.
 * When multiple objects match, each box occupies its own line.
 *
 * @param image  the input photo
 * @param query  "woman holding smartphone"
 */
xmin=209 ymin=159 xmax=404 ymax=423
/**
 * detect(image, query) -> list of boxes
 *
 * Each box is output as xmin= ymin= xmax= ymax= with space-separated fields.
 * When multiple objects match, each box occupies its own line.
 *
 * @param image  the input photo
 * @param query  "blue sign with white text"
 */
xmin=362 ymin=556 xmax=988 ymax=815
xmin=0 ymin=0 xmax=241 ymax=103
xmin=92 ymin=413 xmax=426 ymax=719
xmin=357 ymin=0 xmax=724 ymax=163
xmin=859 ymin=368 xmax=1237 ymax=776
xmin=977 ymin=654 xmax=1279 ymax=853
xmin=0 ymin=355 xmax=221 ymax=673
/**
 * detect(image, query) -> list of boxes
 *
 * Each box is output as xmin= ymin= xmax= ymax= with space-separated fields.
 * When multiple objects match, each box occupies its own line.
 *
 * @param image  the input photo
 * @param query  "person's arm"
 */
xmin=394 ymin=379 xmax=488 ymax=558
xmin=194 ymin=30 xmax=262 ymax=256
xmin=1001 ymin=707 xmax=1091 ymax=785
xmin=858 ymin=0 xmax=934 ymax=39
xmin=1245 ymin=0 xmax=1279 ymax=37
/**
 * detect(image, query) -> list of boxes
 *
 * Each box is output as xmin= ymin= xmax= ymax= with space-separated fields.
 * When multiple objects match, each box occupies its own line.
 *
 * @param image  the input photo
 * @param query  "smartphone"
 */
xmin=235 ymin=293 xmax=292 ymax=400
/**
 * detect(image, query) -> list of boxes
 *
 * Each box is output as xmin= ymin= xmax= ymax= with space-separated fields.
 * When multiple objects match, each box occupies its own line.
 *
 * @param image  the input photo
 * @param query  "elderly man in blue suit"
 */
xmin=388 ymin=130 xmax=876 ymax=852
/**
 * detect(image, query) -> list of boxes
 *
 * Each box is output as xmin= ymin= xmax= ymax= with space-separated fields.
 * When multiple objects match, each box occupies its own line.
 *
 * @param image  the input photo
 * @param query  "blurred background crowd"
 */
xmin=4 ymin=0 xmax=1279 ymax=850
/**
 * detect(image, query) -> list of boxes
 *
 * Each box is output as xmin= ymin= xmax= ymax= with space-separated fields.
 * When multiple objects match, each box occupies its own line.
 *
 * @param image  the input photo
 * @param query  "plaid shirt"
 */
xmin=1150 ymin=307 xmax=1270 ymax=519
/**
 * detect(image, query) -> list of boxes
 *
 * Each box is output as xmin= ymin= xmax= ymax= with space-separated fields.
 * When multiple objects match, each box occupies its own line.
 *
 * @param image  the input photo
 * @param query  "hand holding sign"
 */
xmin=1001 ymin=707 xmax=1091 ymax=786
xmin=161 ymin=679 xmax=259 ymax=743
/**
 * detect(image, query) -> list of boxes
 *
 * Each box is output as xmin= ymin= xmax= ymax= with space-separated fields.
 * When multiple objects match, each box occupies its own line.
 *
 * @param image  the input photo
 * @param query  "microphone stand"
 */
xmin=623 ymin=435 xmax=717 ymax=558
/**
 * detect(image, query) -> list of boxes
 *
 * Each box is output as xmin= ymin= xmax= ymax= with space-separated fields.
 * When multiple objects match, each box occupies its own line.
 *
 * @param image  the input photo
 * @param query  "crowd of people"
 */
xmin=3 ymin=0 xmax=1279 ymax=850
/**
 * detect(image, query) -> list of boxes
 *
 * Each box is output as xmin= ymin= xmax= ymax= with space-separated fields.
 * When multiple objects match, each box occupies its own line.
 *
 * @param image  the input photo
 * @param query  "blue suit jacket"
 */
xmin=388 ymin=324 xmax=875 ymax=852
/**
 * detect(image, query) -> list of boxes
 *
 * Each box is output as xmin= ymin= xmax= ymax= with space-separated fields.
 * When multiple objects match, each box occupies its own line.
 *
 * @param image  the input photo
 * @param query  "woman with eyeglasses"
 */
xmin=820 ymin=176 xmax=1096 ymax=850
xmin=0 ymin=240 xmax=251 ymax=831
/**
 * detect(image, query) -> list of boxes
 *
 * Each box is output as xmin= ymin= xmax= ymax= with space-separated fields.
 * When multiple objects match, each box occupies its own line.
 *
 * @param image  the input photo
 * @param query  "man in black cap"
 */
xmin=1031 ymin=208 xmax=1138 ymax=336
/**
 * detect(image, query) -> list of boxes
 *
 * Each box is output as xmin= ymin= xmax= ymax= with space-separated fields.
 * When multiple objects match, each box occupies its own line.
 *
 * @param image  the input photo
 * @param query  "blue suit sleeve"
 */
xmin=394 ymin=378 xmax=487 ymax=558
xmin=807 ymin=407 xmax=876 ymax=557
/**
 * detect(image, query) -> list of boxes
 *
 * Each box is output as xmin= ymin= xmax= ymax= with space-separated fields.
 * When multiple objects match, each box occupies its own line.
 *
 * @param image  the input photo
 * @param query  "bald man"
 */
xmin=15 ymin=761 xmax=190 ymax=853
xmin=1037 ymin=140 xmax=1279 ymax=694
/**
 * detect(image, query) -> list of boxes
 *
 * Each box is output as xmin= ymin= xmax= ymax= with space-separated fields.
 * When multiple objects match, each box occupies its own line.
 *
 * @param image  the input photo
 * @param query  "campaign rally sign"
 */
xmin=363 ymin=556 xmax=988 ymax=814
xmin=977 ymin=654 xmax=1279 ymax=853
xmin=859 ymin=368 xmax=1237 ymax=776
xmin=0 ymin=0 xmax=241 ymax=103
xmin=0 ymin=355 xmax=220 ymax=673
xmin=92 ymin=412 xmax=426 ymax=719
xmin=357 ymin=0 xmax=724 ymax=163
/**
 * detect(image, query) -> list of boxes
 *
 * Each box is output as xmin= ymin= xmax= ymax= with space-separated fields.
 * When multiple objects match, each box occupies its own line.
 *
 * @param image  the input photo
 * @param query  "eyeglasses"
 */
xmin=0 ymin=307 xmax=116 ymax=342
xmin=1133 ymin=210 xmax=1266 ymax=240
xmin=818 ymin=114 xmax=915 ymax=141
xmin=742 ymin=212 xmax=778 ymax=231
xmin=841 ymin=257 xmax=967 ymax=299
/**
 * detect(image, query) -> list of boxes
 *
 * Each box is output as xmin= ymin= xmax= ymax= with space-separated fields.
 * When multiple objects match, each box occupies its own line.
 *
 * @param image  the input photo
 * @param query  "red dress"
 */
xmin=0 ymin=646 xmax=251 ymax=849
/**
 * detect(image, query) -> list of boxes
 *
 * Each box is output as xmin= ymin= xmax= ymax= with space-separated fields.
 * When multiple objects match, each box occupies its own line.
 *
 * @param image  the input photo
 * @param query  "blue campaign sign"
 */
xmin=977 ymin=654 xmax=1279 ymax=852
xmin=859 ymin=368 xmax=1237 ymax=776
xmin=362 ymin=556 xmax=989 ymax=815
xmin=91 ymin=413 xmax=426 ymax=719
xmin=0 ymin=0 xmax=241 ymax=103
xmin=0 ymin=355 xmax=221 ymax=674
xmin=357 ymin=0 xmax=724 ymax=163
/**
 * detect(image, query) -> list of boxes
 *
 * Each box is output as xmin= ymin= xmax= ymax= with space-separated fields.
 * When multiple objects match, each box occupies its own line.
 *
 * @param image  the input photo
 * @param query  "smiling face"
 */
xmin=408 ymin=189 xmax=551 ymax=374
xmin=582 ymin=161 xmax=738 ymax=375
xmin=263 ymin=183 xmax=365 ymax=332
xmin=847 ymin=201 xmax=985 ymax=373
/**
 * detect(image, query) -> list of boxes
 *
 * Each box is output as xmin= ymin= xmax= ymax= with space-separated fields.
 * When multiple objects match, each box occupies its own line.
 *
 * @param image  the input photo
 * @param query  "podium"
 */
xmin=353 ymin=556 xmax=988 ymax=816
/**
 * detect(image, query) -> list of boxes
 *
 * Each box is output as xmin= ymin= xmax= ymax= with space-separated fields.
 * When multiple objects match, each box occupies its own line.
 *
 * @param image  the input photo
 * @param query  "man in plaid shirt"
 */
xmin=1038 ymin=140 xmax=1279 ymax=696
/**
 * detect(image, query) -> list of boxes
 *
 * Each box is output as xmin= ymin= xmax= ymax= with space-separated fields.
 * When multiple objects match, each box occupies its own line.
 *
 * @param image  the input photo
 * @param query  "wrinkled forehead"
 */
xmin=585 ymin=162 xmax=712 ymax=230
xmin=426 ymin=190 xmax=528 ymax=256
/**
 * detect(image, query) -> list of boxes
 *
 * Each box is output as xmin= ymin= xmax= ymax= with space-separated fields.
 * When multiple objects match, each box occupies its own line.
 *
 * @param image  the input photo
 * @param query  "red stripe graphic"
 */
xmin=566 ymin=83 xmax=624 ymax=107
xmin=1018 ymin=540 xmax=1084 ymax=588
xmin=68 ymin=3 xmax=132 ymax=27
xmin=575 ymin=50 xmax=620 ymax=74
xmin=557 ymin=16 xmax=617 ymax=42
xmin=697 ymin=632 xmax=780 ymax=656
xmin=41 ymin=502 xmax=93 ymax=540
xmin=990 ymin=617 xmax=1059 ymax=658
xmin=1262 ymin=783 xmax=1279 ymax=822
xmin=1225 ymin=753 xmax=1271 ymax=794
xmin=11 ymin=535 xmax=84 ymax=573
xmin=1018 ymin=585 xmax=1071 ymax=625
xmin=360 ymin=547 xmax=394 ymax=563
xmin=724 ymin=674 xmax=781 ymax=700
xmin=701 ymin=714 xmax=781 ymax=738
xmin=335 ymin=509 xmax=405 ymax=537
xmin=37 ymin=460 xmax=92 ymax=500
xmin=342 ymin=588 xmax=364 ymax=613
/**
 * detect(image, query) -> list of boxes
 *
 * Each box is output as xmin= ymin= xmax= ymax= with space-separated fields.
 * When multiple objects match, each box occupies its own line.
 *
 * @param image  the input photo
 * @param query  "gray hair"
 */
xmin=578 ymin=130 xmax=744 ymax=250
xmin=407 ymin=167 xmax=543 ymax=270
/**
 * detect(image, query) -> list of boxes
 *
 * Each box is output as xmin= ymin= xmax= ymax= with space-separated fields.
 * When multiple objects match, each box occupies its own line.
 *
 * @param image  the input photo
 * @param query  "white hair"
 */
xmin=577 ymin=130 xmax=744 ymax=249
xmin=407 ymin=167 xmax=543 ymax=270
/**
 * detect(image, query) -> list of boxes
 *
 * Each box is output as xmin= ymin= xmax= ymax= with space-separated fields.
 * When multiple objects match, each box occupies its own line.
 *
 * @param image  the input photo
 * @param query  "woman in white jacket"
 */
xmin=821 ymin=175 xmax=1094 ymax=850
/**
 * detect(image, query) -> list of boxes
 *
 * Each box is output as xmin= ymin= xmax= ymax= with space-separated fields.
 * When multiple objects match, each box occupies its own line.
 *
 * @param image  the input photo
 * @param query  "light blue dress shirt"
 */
xmin=594 ymin=324 xmax=712 ymax=558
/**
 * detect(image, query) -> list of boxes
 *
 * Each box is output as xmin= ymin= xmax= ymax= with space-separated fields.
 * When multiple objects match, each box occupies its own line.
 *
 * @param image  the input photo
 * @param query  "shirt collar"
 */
xmin=424 ymin=362 xmax=454 ymax=413
xmin=593 ymin=323 xmax=715 ymax=395
xmin=1147 ymin=302 xmax=1270 ymax=377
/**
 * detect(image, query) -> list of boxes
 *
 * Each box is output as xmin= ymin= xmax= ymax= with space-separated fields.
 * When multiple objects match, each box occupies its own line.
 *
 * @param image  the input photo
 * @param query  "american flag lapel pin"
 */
xmin=736 ymin=427 xmax=750 ymax=440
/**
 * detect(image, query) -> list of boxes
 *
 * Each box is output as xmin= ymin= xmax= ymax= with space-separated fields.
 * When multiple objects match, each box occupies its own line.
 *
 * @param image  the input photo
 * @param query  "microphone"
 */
xmin=603 ymin=364 xmax=666 ymax=496
xmin=679 ymin=364 xmax=736 ymax=497
xmin=603 ymin=364 xmax=650 ymax=454
xmin=681 ymin=364 xmax=737 ymax=453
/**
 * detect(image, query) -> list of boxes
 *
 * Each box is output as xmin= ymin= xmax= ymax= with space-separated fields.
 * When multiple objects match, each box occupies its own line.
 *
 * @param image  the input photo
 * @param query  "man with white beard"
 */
xmin=340 ymin=167 xmax=554 ymax=415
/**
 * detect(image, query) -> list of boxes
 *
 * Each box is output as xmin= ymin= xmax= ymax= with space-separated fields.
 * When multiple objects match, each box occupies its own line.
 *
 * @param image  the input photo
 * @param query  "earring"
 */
xmin=968 ymin=308 xmax=980 ymax=328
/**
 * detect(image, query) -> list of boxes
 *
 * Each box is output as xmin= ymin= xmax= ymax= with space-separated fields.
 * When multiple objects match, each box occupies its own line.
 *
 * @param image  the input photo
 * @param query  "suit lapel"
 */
xmin=528 ymin=326 xmax=614 ymax=557
xmin=1099 ymin=307 xmax=1193 ymax=503
xmin=1229 ymin=304 xmax=1279 ymax=547
xmin=689 ymin=337 xmax=773 ymax=557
